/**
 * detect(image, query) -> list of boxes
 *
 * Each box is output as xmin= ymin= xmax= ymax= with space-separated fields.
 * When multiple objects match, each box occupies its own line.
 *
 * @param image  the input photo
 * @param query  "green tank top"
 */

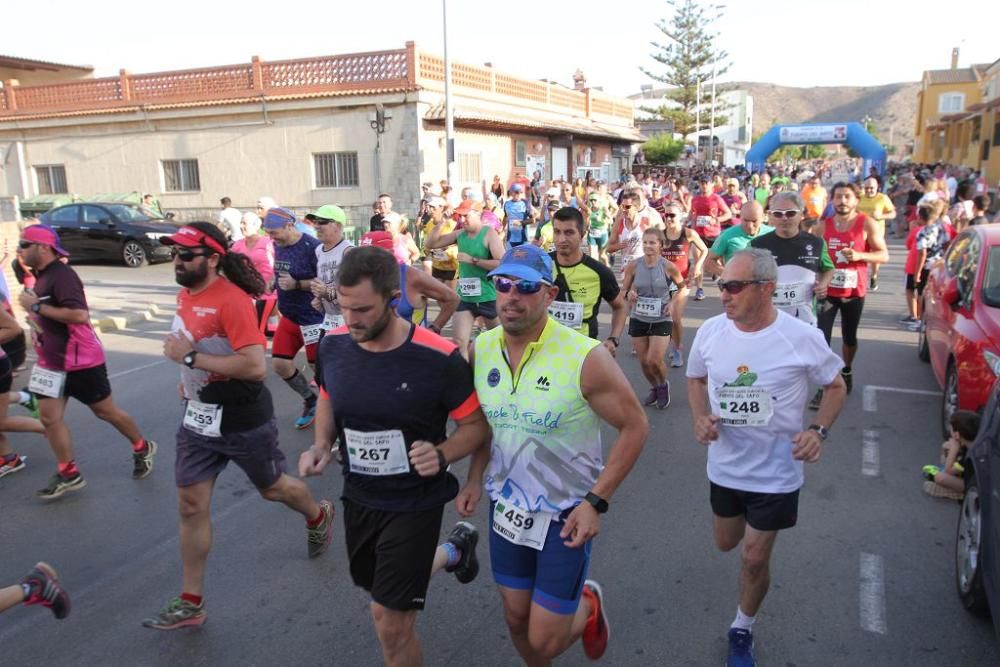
xmin=474 ymin=318 xmax=603 ymax=512
xmin=456 ymin=227 xmax=495 ymax=302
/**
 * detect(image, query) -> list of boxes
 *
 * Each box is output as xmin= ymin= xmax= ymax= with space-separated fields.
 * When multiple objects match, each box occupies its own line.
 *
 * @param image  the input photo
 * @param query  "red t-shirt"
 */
xmin=824 ymin=214 xmax=871 ymax=299
xmin=690 ymin=194 xmax=727 ymax=238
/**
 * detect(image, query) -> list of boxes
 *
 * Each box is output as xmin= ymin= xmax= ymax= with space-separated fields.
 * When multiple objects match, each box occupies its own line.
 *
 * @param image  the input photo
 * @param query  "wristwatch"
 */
xmin=29 ymin=302 xmax=41 ymax=314
xmin=606 ymin=336 xmax=620 ymax=347
xmin=183 ymin=351 xmax=198 ymax=369
xmin=584 ymin=492 xmax=609 ymax=514
xmin=808 ymin=424 xmax=829 ymax=440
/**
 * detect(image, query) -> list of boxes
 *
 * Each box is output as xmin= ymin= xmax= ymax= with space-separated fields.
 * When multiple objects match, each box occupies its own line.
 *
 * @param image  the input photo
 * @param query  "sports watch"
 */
xmin=808 ymin=424 xmax=829 ymax=440
xmin=29 ymin=302 xmax=41 ymax=314
xmin=584 ymin=492 xmax=609 ymax=514
xmin=183 ymin=351 xmax=198 ymax=369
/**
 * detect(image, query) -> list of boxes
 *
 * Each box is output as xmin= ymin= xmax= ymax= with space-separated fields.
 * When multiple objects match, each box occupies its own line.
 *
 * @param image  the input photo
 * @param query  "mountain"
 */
xmin=731 ymin=81 xmax=919 ymax=151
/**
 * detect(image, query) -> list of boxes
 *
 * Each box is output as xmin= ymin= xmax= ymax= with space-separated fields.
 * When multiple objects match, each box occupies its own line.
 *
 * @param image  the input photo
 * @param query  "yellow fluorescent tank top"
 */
xmin=474 ymin=317 xmax=603 ymax=513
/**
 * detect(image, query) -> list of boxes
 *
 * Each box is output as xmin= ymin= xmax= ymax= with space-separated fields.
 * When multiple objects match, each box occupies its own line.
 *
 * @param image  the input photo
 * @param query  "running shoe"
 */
xmin=22 ymin=562 xmax=70 ymax=620
xmin=808 ymin=389 xmax=823 ymax=411
xmin=307 ymin=499 xmax=335 ymax=559
xmin=19 ymin=393 xmax=39 ymax=419
xmin=581 ymin=580 xmax=610 ymax=660
xmin=693 ymin=287 xmax=706 ymax=301
xmin=132 ymin=440 xmax=157 ymax=480
xmin=870 ymin=276 xmax=879 ymax=292
xmin=669 ymin=348 xmax=684 ymax=368
xmin=907 ymin=320 xmax=922 ymax=332
xmin=642 ymin=387 xmax=658 ymax=406
xmin=727 ymin=627 xmax=756 ymax=667
xmin=444 ymin=521 xmax=479 ymax=584
xmin=295 ymin=398 xmax=317 ymax=430
xmin=656 ymin=382 xmax=671 ymax=410
xmin=36 ymin=472 xmax=86 ymax=500
xmin=922 ymin=464 xmax=941 ymax=481
xmin=142 ymin=597 xmax=206 ymax=630
xmin=0 ymin=454 xmax=26 ymax=480
xmin=898 ymin=315 xmax=918 ymax=324
xmin=841 ymin=369 xmax=853 ymax=394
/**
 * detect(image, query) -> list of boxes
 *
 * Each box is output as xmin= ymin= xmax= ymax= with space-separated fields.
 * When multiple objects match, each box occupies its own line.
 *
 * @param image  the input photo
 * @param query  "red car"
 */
xmin=919 ymin=224 xmax=1000 ymax=436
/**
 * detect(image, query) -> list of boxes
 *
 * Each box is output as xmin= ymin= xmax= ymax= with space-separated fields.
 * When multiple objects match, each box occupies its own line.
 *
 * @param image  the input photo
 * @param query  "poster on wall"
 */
xmin=525 ymin=155 xmax=546 ymax=180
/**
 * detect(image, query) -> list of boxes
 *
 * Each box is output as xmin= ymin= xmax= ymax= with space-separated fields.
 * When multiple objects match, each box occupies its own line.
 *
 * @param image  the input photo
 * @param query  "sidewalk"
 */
xmin=75 ymin=262 xmax=178 ymax=332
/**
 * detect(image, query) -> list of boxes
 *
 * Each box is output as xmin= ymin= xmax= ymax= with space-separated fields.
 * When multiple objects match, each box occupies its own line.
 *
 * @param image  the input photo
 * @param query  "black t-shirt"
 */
xmin=369 ymin=214 xmax=385 ymax=233
xmin=750 ymin=231 xmax=828 ymax=273
xmin=316 ymin=323 xmax=479 ymax=512
xmin=906 ymin=189 xmax=924 ymax=207
xmin=550 ymin=253 xmax=620 ymax=339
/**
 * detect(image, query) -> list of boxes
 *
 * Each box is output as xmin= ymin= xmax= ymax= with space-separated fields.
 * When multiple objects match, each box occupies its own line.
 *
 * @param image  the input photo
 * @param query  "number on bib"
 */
xmin=548 ymin=301 xmax=584 ymax=329
xmin=301 ymin=323 xmax=324 ymax=345
xmin=344 ymin=429 xmax=410 ymax=476
xmin=830 ymin=269 xmax=858 ymax=289
xmin=634 ymin=296 xmax=663 ymax=318
xmin=28 ymin=366 xmax=66 ymax=399
xmin=491 ymin=502 xmax=553 ymax=551
xmin=458 ymin=277 xmax=482 ymax=298
xmin=772 ymin=282 xmax=810 ymax=307
xmin=716 ymin=386 xmax=774 ymax=427
xmin=322 ymin=313 xmax=345 ymax=330
xmin=183 ymin=400 xmax=223 ymax=438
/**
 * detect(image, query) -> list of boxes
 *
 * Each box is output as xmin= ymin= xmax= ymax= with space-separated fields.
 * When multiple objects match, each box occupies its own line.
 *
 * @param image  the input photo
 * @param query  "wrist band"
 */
xmin=436 ymin=448 xmax=447 ymax=471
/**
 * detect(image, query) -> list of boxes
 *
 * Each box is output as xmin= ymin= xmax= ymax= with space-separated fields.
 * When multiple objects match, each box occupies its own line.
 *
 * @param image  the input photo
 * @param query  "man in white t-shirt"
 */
xmin=306 ymin=205 xmax=354 ymax=329
xmin=686 ymin=248 xmax=846 ymax=667
xmin=218 ymin=197 xmax=243 ymax=242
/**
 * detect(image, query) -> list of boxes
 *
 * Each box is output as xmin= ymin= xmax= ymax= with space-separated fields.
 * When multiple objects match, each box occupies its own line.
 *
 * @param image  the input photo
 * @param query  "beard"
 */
xmin=351 ymin=303 xmax=394 ymax=343
xmin=175 ymin=261 xmax=209 ymax=288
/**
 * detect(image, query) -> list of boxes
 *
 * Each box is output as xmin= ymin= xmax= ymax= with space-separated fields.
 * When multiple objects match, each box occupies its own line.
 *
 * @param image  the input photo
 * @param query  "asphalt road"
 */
xmin=1 ymin=238 xmax=997 ymax=666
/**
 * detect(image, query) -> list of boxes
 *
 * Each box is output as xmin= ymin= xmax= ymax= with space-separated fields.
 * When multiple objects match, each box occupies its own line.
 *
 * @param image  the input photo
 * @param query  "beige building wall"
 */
xmin=0 ymin=68 xmax=92 ymax=87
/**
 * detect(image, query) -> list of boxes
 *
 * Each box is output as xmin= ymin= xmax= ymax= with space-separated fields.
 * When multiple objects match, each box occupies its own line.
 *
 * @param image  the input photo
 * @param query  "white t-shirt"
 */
xmin=315 ymin=239 xmax=354 ymax=317
xmin=687 ymin=310 xmax=843 ymax=493
xmin=218 ymin=207 xmax=244 ymax=241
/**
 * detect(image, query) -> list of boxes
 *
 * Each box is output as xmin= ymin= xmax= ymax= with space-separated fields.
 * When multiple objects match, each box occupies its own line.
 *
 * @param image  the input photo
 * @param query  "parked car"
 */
xmin=955 ymin=378 xmax=1000 ymax=637
xmin=38 ymin=202 xmax=178 ymax=267
xmin=919 ymin=224 xmax=1000 ymax=436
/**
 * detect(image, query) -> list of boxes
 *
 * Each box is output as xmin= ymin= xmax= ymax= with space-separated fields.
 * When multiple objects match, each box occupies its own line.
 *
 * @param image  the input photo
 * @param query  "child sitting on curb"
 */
xmin=922 ymin=410 xmax=981 ymax=500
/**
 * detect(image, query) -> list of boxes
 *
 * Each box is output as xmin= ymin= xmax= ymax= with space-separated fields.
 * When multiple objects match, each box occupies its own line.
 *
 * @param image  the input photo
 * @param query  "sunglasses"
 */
xmin=494 ymin=277 xmax=550 ymax=295
xmin=664 ymin=213 xmax=678 ymax=219
xmin=18 ymin=241 xmax=38 ymax=249
xmin=312 ymin=218 xmax=336 ymax=226
xmin=717 ymin=279 xmax=769 ymax=294
xmin=171 ymin=247 xmax=211 ymax=262
xmin=768 ymin=210 xmax=800 ymax=219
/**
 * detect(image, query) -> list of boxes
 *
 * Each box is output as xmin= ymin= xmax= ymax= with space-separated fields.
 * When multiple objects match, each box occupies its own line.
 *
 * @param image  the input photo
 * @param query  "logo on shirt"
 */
xmin=724 ymin=365 xmax=758 ymax=387
xmin=536 ymin=376 xmax=551 ymax=391
xmin=487 ymin=368 xmax=501 ymax=388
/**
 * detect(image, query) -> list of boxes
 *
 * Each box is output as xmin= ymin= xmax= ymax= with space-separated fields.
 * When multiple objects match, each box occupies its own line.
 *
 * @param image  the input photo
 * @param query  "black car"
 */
xmin=39 ymin=202 xmax=178 ymax=267
xmin=957 ymin=379 xmax=1000 ymax=637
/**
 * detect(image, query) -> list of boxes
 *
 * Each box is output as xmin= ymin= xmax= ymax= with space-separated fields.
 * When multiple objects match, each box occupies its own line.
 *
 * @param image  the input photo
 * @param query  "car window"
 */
xmin=981 ymin=246 xmax=1000 ymax=308
xmin=945 ymin=232 xmax=973 ymax=277
xmin=47 ymin=206 xmax=80 ymax=225
xmin=82 ymin=205 xmax=110 ymax=224
xmin=105 ymin=204 xmax=153 ymax=222
xmin=955 ymin=234 xmax=980 ymax=304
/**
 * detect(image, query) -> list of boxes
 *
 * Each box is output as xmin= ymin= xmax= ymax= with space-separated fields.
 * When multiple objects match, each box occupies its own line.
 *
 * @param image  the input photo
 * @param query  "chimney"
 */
xmin=572 ymin=69 xmax=586 ymax=91
xmin=951 ymin=47 xmax=959 ymax=70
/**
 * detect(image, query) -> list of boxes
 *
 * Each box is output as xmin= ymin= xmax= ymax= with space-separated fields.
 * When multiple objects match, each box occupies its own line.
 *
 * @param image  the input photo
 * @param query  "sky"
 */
xmin=4 ymin=0 xmax=996 ymax=97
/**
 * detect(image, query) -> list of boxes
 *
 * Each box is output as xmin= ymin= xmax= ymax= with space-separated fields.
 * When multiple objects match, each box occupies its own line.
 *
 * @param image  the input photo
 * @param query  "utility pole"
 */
xmin=443 ymin=0 xmax=455 ymax=186
xmin=695 ymin=77 xmax=701 ymax=164
xmin=709 ymin=58 xmax=717 ymax=168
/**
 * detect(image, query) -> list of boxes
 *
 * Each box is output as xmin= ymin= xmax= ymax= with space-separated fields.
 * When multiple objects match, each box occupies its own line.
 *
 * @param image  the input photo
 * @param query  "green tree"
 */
xmin=641 ymin=0 xmax=731 ymax=140
xmin=642 ymin=133 xmax=687 ymax=164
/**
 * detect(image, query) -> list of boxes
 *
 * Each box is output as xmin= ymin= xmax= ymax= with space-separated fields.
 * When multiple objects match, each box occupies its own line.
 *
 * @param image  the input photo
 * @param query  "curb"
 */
xmin=91 ymin=303 xmax=165 ymax=333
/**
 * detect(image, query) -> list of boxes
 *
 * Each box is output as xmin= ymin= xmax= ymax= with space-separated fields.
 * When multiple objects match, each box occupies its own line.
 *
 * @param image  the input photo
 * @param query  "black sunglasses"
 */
xmin=18 ymin=241 xmax=38 ymax=249
xmin=312 ymin=218 xmax=337 ymax=226
xmin=171 ymin=247 xmax=211 ymax=262
xmin=717 ymin=279 xmax=769 ymax=294
xmin=664 ymin=213 xmax=679 ymax=219
xmin=494 ymin=277 xmax=549 ymax=295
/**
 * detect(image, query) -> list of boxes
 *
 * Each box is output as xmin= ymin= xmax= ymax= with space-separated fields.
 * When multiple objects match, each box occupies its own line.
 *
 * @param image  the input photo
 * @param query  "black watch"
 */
xmin=30 ymin=302 xmax=41 ymax=314
xmin=808 ymin=424 xmax=829 ymax=440
xmin=183 ymin=351 xmax=198 ymax=369
xmin=584 ymin=492 xmax=609 ymax=514
xmin=606 ymin=336 xmax=619 ymax=347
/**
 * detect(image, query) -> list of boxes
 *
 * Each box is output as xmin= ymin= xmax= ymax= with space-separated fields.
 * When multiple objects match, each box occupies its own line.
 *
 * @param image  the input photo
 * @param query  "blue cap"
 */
xmin=487 ymin=244 xmax=554 ymax=284
xmin=263 ymin=207 xmax=297 ymax=230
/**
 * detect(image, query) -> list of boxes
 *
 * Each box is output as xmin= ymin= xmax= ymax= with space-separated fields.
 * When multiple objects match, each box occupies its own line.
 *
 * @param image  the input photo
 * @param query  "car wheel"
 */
xmin=122 ymin=240 xmax=148 ymax=268
xmin=917 ymin=312 xmax=930 ymax=362
xmin=955 ymin=473 xmax=990 ymax=616
xmin=942 ymin=362 xmax=959 ymax=439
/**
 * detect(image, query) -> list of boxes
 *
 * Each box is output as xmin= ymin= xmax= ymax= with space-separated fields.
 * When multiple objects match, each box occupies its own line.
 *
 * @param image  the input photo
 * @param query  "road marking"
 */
xmin=863 ymin=385 xmax=941 ymax=412
xmin=860 ymin=552 xmax=888 ymax=634
xmin=108 ymin=359 xmax=168 ymax=379
xmin=862 ymin=429 xmax=880 ymax=477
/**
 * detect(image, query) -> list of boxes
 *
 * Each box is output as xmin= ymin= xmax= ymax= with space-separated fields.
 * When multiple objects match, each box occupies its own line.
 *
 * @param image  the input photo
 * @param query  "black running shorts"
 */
xmin=343 ymin=500 xmax=444 ymax=611
xmin=710 ymin=481 xmax=799 ymax=531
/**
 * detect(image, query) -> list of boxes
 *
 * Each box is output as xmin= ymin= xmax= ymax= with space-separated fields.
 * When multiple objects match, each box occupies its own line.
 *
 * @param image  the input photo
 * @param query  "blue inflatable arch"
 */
xmin=745 ymin=122 xmax=886 ymax=180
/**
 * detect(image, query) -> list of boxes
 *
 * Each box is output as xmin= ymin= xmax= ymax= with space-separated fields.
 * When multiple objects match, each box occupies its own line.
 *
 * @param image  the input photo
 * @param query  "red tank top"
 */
xmin=661 ymin=230 xmax=690 ymax=278
xmin=824 ymin=213 xmax=869 ymax=299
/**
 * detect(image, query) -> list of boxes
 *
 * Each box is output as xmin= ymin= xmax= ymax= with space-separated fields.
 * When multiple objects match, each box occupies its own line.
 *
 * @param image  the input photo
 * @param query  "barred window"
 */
xmin=162 ymin=159 xmax=200 ymax=192
xmin=314 ymin=152 xmax=359 ymax=188
xmin=35 ymin=165 xmax=67 ymax=195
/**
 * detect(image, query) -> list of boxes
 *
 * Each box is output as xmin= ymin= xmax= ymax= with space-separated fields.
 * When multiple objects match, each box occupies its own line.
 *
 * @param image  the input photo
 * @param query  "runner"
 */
xmin=394 ymin=260 xmax=459 ymax=333
xmin=607 ymin=191 xmax=648 ymax=280
xmin=0 ymin=302 xmax=46 ymax=481
xmin=421 ymin=197 xmax=458 ymax=289
xmin=814 ymin=183 xmax=889 ymax=396
xmin=720 ymin=178 xmax=747 ymax=228
xmin=425 ymin=202 xmax=505 ymax=360
xmin=306 ymin=204 xmax=354 ymax=332
xmin=660 ymin=200 xmax=708 ymax=368
xmin=299 ymin=245 xmax=490 ymax=667
xmin=456 ymin=243 xmax=648 ymax=663
xmin=263 ymin=207 xmax=323 ymax=429
xmin=801 ymin=175 xmax=827 ymax=221
xmin=0 ymin=562 xmax=69 ymax=619
xmin=622 ymin=228 xmax=685 ymax=409
xmin=533 ymin=200 xmax=561 ymax=252
xmin=548 ymin=207 xmax=627 ymax=353
xmin=231 ymin=212 xmax=276 ymax=334
xmin=857 ymin=176 xmax=895 ymax=291
xmin=16 ymin=224 xmax=157 ymax=499
xmin=503 ymin=185 xmax=536 ymax=248
xmin=689 ymin=177 xmax=733 ymax=300
xmin=703 ymin=202 xmax=774 ymax=277
xmin=143 ymin=223 xmax=334 ymax=631
xmin=687 ymin=248 xmax=847 ymax=667
xmin=582 ymin=188 xmax=616 ymax=265
xmin=750 ymin=191 xmax=834 ymax=327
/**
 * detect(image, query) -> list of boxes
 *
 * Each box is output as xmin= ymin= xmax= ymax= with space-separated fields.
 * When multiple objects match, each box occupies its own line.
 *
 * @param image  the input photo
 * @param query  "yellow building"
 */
xmin=913 ymin=51 xmax=989 ymax=165
xmin=972 ymin=60 xmax=1000 ymax=188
